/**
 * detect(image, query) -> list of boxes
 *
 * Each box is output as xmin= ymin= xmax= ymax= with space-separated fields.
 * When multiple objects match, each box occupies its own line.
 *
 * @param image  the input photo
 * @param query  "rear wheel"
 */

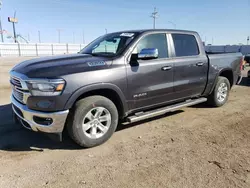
xmin=207 ymin=76 xmax=230 ymax=107
xmin=67 ymin=96 xmax=118 ymax=148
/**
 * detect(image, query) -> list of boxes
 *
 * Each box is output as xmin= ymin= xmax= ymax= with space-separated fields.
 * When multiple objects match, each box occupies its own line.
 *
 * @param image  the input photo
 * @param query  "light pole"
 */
xmin=82 ymin=30 xmax=85 ymax=44
xmin=57 ymin=29 xmax=62 ymax=43
xmin=0 ymin=0 xmax=4 ymax=42
xmin=12 ymin=11 xmax=17 ymax=43
xmin=38 ymin=30 xmax=41 ymax=43
xmin=168 ymin=21 xmax=176 ymax=29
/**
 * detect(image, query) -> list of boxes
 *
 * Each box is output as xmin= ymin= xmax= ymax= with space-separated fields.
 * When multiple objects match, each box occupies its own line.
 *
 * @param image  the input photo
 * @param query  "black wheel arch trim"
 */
xmin=64 ymin=83 xmax=128 ymax=117
xmin=208 ymin=68 xmax=233 ymax=95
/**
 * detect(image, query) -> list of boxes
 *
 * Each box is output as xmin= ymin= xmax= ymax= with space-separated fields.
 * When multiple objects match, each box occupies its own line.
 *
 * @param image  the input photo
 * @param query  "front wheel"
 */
xmin=67 ymin=96 xmax=119 ymax=148
xmin=207 ymin=76 xmax=230 ymax=107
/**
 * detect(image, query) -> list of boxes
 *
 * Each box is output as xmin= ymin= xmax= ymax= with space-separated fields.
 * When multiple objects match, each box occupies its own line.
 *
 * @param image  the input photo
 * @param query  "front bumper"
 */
xmin=11 ymin=95 xmax=69 ymax=133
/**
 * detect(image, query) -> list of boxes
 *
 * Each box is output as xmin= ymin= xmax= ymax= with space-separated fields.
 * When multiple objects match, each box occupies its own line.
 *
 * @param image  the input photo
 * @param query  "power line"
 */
xmin=151 ymin=7 xmax=158 ymax=29
xmin=168 ymin=21 xmax=176 ymax=29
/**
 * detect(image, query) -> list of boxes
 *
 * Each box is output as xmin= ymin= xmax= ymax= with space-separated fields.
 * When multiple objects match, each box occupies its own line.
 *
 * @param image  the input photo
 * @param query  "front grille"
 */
xmin=10 ymin=75 xmax=30 ymax=104
xmin=10 ymin=77 xmax=22 ymax=88
xmin=13 ymin=88 xmax=24 ymax=103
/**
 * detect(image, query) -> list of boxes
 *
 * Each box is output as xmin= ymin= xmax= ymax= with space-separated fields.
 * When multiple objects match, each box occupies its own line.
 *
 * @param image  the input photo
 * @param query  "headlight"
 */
xmin=26 ymin=79 xmax=65 ymax=96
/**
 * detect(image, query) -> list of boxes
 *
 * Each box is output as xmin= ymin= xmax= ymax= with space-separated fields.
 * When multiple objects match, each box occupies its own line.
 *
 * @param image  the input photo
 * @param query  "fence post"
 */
xmin=66 ymin=43 xmax=69 ymax=54
xmin=35 ymin=43 xmax=38 ymax=56
xmin=18 ymin=43 xmax=21 ymax=56
xmin=51 ymin=44 xmax=54 ymax=55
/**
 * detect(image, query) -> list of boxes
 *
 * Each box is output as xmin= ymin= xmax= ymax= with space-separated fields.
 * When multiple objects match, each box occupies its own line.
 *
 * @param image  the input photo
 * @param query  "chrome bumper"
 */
xmin=11 ymin=95 xmax=69 ymax=133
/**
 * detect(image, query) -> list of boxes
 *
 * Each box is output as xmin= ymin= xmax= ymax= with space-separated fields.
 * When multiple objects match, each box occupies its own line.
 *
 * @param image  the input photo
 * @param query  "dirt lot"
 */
xmin=0 ymin=57 xmax=250 ymax=188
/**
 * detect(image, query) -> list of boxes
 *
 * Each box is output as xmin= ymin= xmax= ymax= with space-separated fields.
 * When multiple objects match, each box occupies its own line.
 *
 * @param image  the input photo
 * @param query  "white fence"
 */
xmin=0 ymin=43 xmax=86 ymax=57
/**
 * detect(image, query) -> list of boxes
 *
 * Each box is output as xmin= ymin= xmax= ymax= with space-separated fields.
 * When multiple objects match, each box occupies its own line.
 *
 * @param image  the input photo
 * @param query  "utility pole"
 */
xmin=151 ymin=7 xmax=158 ymax=29
xmin=38 ymin=30 xmax=41 ymax=43
xmin=0 ymin=0 xmax=4 ymax=42
xmin=57 ymin=29 xmax=62 ymax=43
xmin=247 ymin=36 xmax=249 ymax=45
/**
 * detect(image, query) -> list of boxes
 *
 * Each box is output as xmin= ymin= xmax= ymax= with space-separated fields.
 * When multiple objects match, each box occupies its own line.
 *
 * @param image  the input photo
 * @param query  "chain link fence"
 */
xmin=0 ymin=43 xmax=86 ymax=57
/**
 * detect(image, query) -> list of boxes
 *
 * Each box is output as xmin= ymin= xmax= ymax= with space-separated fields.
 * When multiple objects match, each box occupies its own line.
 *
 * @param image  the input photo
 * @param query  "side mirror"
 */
xmin=138 ymin=48 xmax=158 ymax=60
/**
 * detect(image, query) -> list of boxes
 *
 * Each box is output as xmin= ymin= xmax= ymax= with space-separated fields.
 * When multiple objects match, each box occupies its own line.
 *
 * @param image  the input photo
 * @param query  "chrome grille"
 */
xmin=13 ymin=88 xmax=24 ymax=103
xmin=10 ymin=77 xmax=22 ymax=88
xmin=10 ymin=75 xmax=30 ymax=104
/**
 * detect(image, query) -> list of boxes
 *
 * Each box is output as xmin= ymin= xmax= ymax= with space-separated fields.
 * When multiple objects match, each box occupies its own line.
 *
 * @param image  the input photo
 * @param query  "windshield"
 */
xmin=80 ymin=32 xmax=139 ymax=57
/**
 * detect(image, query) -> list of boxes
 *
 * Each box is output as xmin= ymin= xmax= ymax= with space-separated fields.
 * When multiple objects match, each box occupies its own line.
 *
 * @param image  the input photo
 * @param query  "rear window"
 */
xmin=172 ymin=34 xmax=199 ymax=57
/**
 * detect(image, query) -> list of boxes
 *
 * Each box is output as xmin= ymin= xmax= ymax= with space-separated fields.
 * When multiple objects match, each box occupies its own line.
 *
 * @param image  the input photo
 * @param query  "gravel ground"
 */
xmin=0 ymin=57 xmax=250 ymax=188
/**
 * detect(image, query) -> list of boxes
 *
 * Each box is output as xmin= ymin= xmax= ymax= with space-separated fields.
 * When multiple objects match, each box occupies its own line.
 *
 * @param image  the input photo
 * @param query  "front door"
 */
xmin=126 ymin=33 xmax=174 ymax=110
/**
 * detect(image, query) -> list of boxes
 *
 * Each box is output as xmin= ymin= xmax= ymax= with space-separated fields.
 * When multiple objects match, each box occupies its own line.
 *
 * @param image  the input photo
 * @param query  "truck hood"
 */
xmin=11 ymin=54 xmax=112 ymax=78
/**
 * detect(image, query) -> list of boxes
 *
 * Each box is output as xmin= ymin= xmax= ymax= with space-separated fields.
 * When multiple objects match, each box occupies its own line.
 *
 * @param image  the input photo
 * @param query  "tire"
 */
xmin=207 ymin=76 xmax=230 ymax=107
xmin=67 ymin=96 xmax=118 ymax=148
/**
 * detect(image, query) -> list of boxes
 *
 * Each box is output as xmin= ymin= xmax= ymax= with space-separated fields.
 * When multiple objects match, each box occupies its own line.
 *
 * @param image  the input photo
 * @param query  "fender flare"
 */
xmin=209 ymin=68 xmax=233 ymax=94
xmin=64 ymin=83 xmax=128 ymax=116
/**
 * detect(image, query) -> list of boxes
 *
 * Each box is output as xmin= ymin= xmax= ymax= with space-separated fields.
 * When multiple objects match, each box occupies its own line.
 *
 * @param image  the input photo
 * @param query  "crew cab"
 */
xmin=10 ymin=29 xmax=243 ymax=147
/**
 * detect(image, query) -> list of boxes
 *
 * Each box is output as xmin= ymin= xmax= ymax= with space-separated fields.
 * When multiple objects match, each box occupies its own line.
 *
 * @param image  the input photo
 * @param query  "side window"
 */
xmin=172 ymin=34 xmax=199 ymax=57
xmin=133 ymin=33 xmax=168 ymax=59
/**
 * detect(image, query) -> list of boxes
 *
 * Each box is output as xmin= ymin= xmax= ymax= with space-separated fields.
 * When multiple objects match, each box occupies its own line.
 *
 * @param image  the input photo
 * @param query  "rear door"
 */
xmin=170 ymin=33 xmax=208 ymax=98
xmin=126 ymin=33 xmax=174 ymax=110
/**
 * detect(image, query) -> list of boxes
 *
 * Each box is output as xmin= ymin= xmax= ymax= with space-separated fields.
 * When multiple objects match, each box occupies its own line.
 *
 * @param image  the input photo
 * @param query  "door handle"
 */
xmin=161 ymin=66 xmax=172 ymax=71
xmin=196 ymin=62 xmax=204 ymax=66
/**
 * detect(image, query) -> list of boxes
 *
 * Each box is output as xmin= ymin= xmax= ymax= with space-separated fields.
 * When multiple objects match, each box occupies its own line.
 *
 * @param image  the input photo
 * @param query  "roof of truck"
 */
xmin=112 ymin=29 xmax=198 ymax=34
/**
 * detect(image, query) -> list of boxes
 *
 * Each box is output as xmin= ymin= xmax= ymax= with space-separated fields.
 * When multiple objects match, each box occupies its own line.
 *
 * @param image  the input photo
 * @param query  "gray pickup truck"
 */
xmin=10 ymin=29 xmax=243 ymax=147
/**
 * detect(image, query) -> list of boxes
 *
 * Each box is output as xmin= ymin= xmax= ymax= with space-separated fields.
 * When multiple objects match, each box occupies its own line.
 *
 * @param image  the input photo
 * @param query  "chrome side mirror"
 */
xmin=138 ymin=48 xmax=158 ymax=60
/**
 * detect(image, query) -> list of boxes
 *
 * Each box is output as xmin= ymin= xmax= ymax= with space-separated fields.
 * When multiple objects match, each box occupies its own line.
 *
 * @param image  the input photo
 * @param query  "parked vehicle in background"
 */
xmin=10 ymin=29 xmax=243 ymax=147
xmin=245 ymin=54 xmax=250 ymax=65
